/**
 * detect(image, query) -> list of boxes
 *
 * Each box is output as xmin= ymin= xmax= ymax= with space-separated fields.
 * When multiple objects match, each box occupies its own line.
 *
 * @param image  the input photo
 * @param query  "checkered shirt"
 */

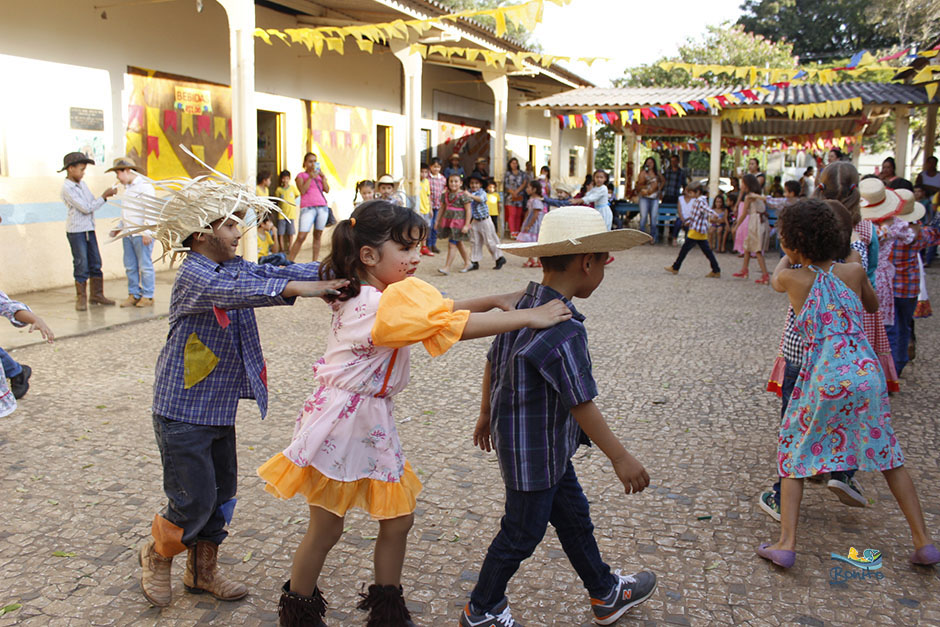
xmin=663 ymin=166 xmax=686 ymax=198
xmin=686 ymin=197 xmax=712 ymax=234
xmin=152 ymin=253 xmax=321 ymax=426
xmin=487 ymin=282 xmax=596 ymax=492
xmin=468 ymin=189 xmax=489 ymax=220
xmin=61 ymin=179 xmax=107 ymax=233
xmin=428 ymin=174 xmax=447 ymax=210
xmin=0 ymin=290 xmax=29 ymax=327
xmin=891 ymin=222 xmax=940 ymax=298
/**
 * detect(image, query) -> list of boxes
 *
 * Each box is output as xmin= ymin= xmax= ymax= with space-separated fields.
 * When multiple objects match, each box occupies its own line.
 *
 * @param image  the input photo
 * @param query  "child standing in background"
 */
xmin=436 ymin=174 xmax=473 ymax=275
xmin=516 ymin=179 xmax=546 ymax=268
xmin=418 ymin=163 xmax=435 ymax=257
xmin=275 ymin=170 xmax=299 ymax=254
xmin=428 ymin=158 xmax=446 ymax=254
xmin=486 ymin=180 xmax=501 ymax=233
xmin=256 ymin=171 xmax=272 ymax=197
xmin=354 ymin=179 xmax=375 ymax=206
xmin=466 ymin=174 xmax=506 ymax=271
xmin=258 ymin=216 xmax=292 ymax=266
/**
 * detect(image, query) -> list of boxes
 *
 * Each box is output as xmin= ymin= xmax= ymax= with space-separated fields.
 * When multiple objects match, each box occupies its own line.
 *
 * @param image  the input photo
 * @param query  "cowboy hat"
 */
xmin=893 ymin=188 xmax=924 ymax=222
xmin=553 ymin=182 xmax=574 ymax=196
xmin=58 ymin=151 xmax=94 ymax=172
xmin=448 ymin=153 xmax=461 ymax=161
xmin=105 ymin=156 xmax=140 ymax=173
xmin=376 ymin=174 xmax=399 ymax=185
xmin=499 ymin=206 xmax=650 ymax=257
xmin=859 ymin=178 xmax=905 ymax=222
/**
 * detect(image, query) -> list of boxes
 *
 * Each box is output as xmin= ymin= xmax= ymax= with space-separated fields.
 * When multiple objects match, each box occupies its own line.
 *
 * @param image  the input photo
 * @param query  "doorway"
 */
xmin=376 ymin=124 xmax=392 ymax=177
xmin=257 ymin=110 xmax=283 ymax=194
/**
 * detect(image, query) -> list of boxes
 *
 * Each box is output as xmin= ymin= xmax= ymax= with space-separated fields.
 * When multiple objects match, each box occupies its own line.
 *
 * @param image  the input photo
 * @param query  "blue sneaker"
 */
xmin=828 ymin=473 xmax=866 ymax=507
xmin=459 ymin=597 xmax=522 ymax=626
xmin=591 ymin=570 xmax=657 ymax=625
xmin=758 ymin=490 xmax=781 ymax=522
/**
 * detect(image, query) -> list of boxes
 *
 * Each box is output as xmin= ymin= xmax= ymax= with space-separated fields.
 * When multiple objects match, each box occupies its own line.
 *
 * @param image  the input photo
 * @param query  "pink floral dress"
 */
xmin=874 ymin=218 xmax=914 ymax=326
xmin=778 ymin=266 xmax=904 ymax=478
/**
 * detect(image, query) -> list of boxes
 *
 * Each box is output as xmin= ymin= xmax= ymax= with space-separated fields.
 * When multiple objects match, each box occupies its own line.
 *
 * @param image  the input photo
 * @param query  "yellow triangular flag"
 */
xmin=254 ymin=28 xmax=272 ymax=45
xmin=356 ymin=39 xmax=374 ymax=54
xmin=190 ymin=144 xmax=205 ymax=162
xmin=180 ymin=113 xmax=194 ymax=136
xmin=213 ymin=116 xmax=226 ymax=139
xmin=926 ymin=82 xmax=939 ymax=101
xmin=125 ymin=131 xmax=142 ymax=156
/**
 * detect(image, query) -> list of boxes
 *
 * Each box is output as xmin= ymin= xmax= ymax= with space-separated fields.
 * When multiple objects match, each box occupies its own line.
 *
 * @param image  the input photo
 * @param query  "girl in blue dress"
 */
xmin=758 ymin=198 xmax=938 ymax=569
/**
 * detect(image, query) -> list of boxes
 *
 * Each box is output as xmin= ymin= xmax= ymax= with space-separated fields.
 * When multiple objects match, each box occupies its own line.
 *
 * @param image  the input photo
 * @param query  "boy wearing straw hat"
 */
xmin=59 ymin=151 xmax=118 ymax=310
xmin=122 ymin=165 xmax=348 ymax=609
xmin=107 ymin=157 xmax=157 ymax=308
xmin=462 ymin=206 xmax=657 ymax=627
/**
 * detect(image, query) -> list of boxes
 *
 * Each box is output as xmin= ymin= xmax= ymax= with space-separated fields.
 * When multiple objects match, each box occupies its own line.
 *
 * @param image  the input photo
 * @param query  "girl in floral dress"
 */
xmin=757 ymin=198 xmax=937 ymax=569
xmin=516 ymin=179 xmax=546 ymax=267
xmin=435 ymin=173 xmax=472 ymax=275
xmin=259 ymin=200 xmax=572 ymax=626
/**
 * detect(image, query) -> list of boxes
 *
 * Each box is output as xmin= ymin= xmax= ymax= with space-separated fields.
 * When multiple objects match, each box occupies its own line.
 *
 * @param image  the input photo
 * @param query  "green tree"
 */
xmin=736 ymin=0 xmax=898 ymax=61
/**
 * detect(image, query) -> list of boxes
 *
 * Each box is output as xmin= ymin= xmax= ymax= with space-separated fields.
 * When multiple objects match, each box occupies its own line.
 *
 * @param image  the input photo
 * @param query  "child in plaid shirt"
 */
xmin=664 ymin=183 xmax=721 ymax=278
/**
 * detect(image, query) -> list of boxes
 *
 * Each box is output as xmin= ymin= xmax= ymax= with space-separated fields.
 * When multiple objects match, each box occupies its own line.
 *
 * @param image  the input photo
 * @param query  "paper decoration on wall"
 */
xmin=255 ymin=0 xmax=571 ymax=56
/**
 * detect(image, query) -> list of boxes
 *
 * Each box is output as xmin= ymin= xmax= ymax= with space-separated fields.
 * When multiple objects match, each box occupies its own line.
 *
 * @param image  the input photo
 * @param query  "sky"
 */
xmin=531 ymin=0 xmax=745 ymax=86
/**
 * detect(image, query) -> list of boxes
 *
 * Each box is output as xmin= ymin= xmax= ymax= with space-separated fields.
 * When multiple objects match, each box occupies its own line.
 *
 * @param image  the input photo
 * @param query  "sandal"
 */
xmin=755 ymin=273 xmax=770 ymax=285
xmin=732 ymin=271 xmax=748 ymax=278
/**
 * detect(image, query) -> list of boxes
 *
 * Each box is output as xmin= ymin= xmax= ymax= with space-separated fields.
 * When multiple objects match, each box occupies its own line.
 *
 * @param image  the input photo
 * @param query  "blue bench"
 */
xmin=612 ymin=201 xmax=677 ymax=242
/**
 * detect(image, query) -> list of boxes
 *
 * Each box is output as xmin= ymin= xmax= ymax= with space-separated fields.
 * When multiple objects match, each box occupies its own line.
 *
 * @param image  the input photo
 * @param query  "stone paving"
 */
xmin=1 ymin=245 xmax=938 ymax=626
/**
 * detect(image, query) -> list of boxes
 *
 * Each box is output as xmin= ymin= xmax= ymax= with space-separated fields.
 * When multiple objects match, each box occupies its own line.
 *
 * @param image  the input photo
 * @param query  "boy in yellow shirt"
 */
xmin=274 ymin=170 xmax=299 ymax=253
xmin=486 ymin=180 xmax=501 ymax=233
xmin=419 ymin=163 xmax=435 ymax=256
xmin=257 ymin=216 xmax=291 ymax=266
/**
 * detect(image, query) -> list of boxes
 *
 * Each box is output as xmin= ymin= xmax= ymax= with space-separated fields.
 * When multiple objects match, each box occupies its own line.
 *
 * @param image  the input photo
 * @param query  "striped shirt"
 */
xmin=428 ymin=174 xmax=447 ymax=210
xmin=488 ymin=282 xmax=596 ymax=492
xmin=686 ymin=196 xmax=712 ymax=235
xmin=61 ymin=179 xmax=107 ymax=233
xmin=152 ymin=252 xmax=321 ymax=426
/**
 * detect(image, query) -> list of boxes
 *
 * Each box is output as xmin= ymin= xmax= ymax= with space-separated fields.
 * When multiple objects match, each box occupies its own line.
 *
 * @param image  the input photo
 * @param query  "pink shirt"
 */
xmin=298 ymin=172 xmax=327 ymax=208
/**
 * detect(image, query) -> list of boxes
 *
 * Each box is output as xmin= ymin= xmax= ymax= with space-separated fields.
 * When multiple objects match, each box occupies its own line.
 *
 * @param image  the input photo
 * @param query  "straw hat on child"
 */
xmin=859 ymin=178 xmax=923 ymax=222
xmin=499 ymin=205 xmax=650 ymax=257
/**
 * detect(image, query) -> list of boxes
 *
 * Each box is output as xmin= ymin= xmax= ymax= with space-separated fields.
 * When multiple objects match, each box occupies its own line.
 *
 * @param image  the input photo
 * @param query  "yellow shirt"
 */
xmin=258 ymin=230 xmax=275 ymax=257
xmin=256 ymin=184 xmax=269 ymax=197
xmin=419 ymin=178 xmax=431 ymax=215
xmin=275 ymin=184 xmax=300 ymax=221
xmin=688 ymin=229 xmax=707 ymax=240
xmin=486 ymin=192 xmax=500 ymax=216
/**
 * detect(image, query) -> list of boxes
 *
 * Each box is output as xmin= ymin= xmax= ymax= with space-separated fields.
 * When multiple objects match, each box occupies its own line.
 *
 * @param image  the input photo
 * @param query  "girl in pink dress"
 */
xmin=259 ymin=199 xmax=572 ymax=626
xmin=516 ymin=179 xmax=546 ymax=267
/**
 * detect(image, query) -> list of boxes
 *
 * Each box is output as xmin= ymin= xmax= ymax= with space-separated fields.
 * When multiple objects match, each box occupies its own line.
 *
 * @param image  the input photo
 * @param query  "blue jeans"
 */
xmin=428 ymin=208 xmax=439 ymax=248
xmin=152 ymin=414 xmax=237 ymax=548
xmin=470 ymin=462 xmax=616 ymax=613
xmin=638 ymin=197 xmax=659 ymax=241
xmin=258 ymin=252 xmax=292 ymax=266
xmin=772 ymin=361 xmax=853 ymax=505
xmin=887 ymin=297 xmax=918 ymax=375
xmin=0 ymin=347 xmax=21 ymax=378
xmin=672 ymin=236 xmax=720 ymax=274
xmin=66 ymin=231 xmax=103 ymax=282
xmin=122 ymin=236 xmax=155 ymax=298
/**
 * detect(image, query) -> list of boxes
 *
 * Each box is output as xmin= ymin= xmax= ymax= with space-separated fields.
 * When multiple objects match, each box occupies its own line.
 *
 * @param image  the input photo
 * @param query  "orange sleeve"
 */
xmin=372 ymin=278 xmax=470 ymax=357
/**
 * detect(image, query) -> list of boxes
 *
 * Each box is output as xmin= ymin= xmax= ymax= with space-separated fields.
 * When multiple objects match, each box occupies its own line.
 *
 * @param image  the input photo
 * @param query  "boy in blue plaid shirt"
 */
xmin=126 ymin=173 xmax=347 ymax=609
xmin=462 ymin=206 xmax=657 ymax=627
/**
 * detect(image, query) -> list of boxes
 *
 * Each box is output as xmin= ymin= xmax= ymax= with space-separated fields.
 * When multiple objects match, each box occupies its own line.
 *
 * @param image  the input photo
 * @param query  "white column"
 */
xmin=924 ymin=104 xmax=938 ymax=166
xmin=626 ymin=130 xmax=637 ymax=194
xmin=550 ymin=111 xmax=561 ymax=184
xmin=483 ymin=70 xmax=508 ymax=236
xmin=613 ymin=131 xmax=623 ymax=197
xmin=217 ymin=0 xmax=258 ymax=261
xmin=852 ymin=132 xmax=864 ymax=167
xmin=391 ymin=41 xmax=423 ymax=206
xmin=585 ymin=114 xmax=594 ymax=174
xmin=894 ymin=106 xmax=911 ymax=180
xmin=708 ymin=115 xmax=722 ymax=202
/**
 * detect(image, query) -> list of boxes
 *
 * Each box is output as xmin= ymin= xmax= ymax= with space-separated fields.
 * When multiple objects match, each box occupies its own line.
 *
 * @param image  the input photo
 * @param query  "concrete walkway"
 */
xmin=1 ymin=272 xmax=177 ymax=350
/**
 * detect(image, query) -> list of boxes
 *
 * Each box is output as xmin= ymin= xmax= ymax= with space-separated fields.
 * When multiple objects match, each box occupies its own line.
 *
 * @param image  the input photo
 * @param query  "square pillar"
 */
xmin=391 ymin=41 xmax=423 ymax=206
xmin=894 ymin=106 xmax=911 ymax=180
xmin=218 ymin=0 xmax=257 ymax=261
xmin=613 ymin=131 xmax=623 ymax=197
xmin=483 ymin=71 xmax=508 ymax=236
xmin=585 ymin=114 xmax=594 ymax=174
xmin=708 ymin=115 xmax=722 ymax=202
xmin=550 ymin=111 xmax=561 ymax=185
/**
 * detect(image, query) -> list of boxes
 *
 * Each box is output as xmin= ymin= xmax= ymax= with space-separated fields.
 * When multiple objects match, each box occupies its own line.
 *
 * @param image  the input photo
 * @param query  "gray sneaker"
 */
xmin=828 ymin=473 xmax=867 ymax=507
xmin=459 ymin=597 xmax=522 ymax=626
xmin=591 ymin=570 xmax=657 ymax=625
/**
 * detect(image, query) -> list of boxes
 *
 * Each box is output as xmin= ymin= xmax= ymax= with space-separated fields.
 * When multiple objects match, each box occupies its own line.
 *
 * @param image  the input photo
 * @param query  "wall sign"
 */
xmin=70 ymin=107 xmax=104 ymax=131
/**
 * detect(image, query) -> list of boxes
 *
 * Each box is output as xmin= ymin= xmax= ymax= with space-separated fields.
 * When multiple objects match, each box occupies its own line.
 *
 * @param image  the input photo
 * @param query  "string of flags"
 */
xmin=641 ymin=132 xmax=858 ymax=154
xmin=255 ymin=0 xmax=569 ymax=56
xmin=409 ymin=44 xmax=605 ymax=69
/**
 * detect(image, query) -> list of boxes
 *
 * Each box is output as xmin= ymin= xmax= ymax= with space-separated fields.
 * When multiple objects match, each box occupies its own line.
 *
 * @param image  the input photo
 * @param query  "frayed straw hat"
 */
xmin=114 ymin=145 xmax=279 ymax=255
xmin=499 ymin=206 xmax=650 ymax=257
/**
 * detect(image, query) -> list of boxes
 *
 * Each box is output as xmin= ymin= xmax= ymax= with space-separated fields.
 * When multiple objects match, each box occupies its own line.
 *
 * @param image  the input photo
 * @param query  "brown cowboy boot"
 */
xmin=74 ymin=281 xmax=87 ymax=311
xmin=183 ymin=541 xmax=248 ymax=601
xmin=138 ymin=539 xmax=173 ymax=607
xmin=88 ymin=277 xmax=115 ymax=305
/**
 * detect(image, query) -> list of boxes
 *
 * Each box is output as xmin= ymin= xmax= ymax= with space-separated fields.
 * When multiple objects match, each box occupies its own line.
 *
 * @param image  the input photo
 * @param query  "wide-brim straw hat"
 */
xmin=58 ymin=151 xmax=94 ymax=172
xmin=893 ymin=188 xmax=924 ymax=222
xmin=859 ymin=178 xmax=904 ymax=222
xmin=105 ymin=156 xmax=140 ymax=173
xmin=499 ymin=206 xmax=650 ymax=257
xmin=113 ymin=145 xmax=280 ymax=256
xmin=376 ymin=174 xmax=398 ymax=185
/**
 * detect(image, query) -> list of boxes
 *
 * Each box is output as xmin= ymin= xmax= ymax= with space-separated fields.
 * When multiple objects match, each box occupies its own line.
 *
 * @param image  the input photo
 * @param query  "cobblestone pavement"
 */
xmin=1 ymin=245 xmax=938 ymax=626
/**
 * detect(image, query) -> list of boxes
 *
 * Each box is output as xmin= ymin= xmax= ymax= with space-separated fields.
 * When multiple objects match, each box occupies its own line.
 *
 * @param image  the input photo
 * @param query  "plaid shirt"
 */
xmin=0 ymin=291 xmax=29 ymax=417
xmin=152 ymin=253 xmax=321 ymax=426
xmin=891 ymin=223 xmax=940 ymax=298
xmin=61 ymin=179 xmax=107 ymax=233
xmin=686 ymin=196 xmax=712 ymax=234
xmin=663 ymin=166 xmax=686 ymax=198
xmin=487 ymin=282 xmax=596 ymax=492
xmin=468 ymin=189 xmax=489 ymax=220
xmin=428 ymin=174 xmax=446 ymax=210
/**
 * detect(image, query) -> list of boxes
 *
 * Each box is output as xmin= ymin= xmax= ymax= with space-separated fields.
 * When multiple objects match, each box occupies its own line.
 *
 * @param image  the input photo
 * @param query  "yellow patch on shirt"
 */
xmin=183 ymin=332 xmax=219 ymax=389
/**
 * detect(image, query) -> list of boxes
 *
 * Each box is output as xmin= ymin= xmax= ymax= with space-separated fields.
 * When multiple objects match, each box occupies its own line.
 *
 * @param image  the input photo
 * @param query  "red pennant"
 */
xmin=226 ymin=118 xmax=232 ymax=137
xmin=227 ymin=143 xmax=233 ymax=159
xmin=360 ymin=133 xmax=367 ymax=146
xmin=329 ymin=131 xmax=337 ymax=146
xmin=163 ymin=109 xmax=178 ymax=132
xmin=662 ymin=104 xmax=676 ymax=117
xmin=128 ymin=105 xmax=144 ymax=129
xmin=640 ymin=108 xmax=653 ymax=120
xmin=146 ymin=135 xmax=159 ymax=158
xmin=345 ymin=131 xmax=352 ymax=147
xmin=716 ymin=95 xmax=728 ymax=107
xmin=212 ymin=305 xmax=231 ymax=329
xmin=197 ymin=114 xmax=211 ymax=135
xmin=742 ymin=89 xmax=757 ymax=100
xmin=312 ymin=129 xmax=322 ymax=143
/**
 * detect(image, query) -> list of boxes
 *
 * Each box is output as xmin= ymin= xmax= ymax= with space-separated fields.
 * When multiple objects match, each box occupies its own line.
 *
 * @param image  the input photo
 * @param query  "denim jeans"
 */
xmin=887 ymin=297 xmax=918 ymax=375
xmin=258 ymin=252 xmax=292 ymax=266
xmin=672 ymin=237 xmax=720 ymax=274
xmin=428 ymin=208 xmax=439 ymax=248
xmin=66 ymin=231 xmax=103 ymax=282
xmin=470 ymin=462 xmax=616 ymax=613
xmin=638 ymin=197 xmax=659 ymax=241
xmin=122 ymin=236 xmax=155 ymax=298
xmin=0 ymin=347 xmax=21 ymax=378
xmin=152 ymin=414 xmax=237 ymax=548
xmin=772 ymin=361 xmax=853 ymax=505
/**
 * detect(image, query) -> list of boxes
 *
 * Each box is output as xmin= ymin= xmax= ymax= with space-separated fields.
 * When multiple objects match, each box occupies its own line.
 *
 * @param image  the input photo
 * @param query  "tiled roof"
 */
xmin=519 ymin=82 xmax=939 ymax=109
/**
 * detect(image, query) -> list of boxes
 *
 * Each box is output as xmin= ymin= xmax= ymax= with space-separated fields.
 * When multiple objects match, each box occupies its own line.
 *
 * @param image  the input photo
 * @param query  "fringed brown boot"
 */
xmin=88 ymin=276 xmax=115 ymax=305
xmin=182 ymin=540 xmax=248 ymax=601
xmin=357 ymin=584 xmax=416 ymax=627
xmin=277 ymin=580 xmax=328 ymax=626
